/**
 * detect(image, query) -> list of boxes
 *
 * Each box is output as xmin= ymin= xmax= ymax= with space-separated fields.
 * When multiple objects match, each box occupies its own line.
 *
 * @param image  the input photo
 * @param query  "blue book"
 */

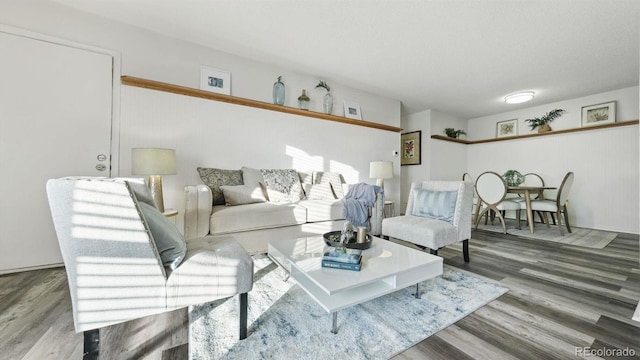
xmin=322 ymin=258 xmax=362 ymax=271
xmin=322 ymin=247 xmax=362 ymax=264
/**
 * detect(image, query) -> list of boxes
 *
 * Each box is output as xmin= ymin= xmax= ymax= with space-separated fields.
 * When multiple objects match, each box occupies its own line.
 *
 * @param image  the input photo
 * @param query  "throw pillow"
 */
xmin=314 ymin=171 xmax=345 ymax=198
xmin=241 ymin=166 xmax=264 ymax=187
xmin=260 ymin=169 xmax=304 ymax=202
xmin=303 ymin=182 xmax=336 ymax=200
xmin=138 ymin=202 xmax=187 ymax=271
xmin=197 ymin=167 xmax=243 ymax=206
xmin=220 ymin=185 xmax=267 ymax=205
xmin=126 ymin=179 xmax=158 ymax=208
xmin=411 ymin=189 xmax=458 ymax=224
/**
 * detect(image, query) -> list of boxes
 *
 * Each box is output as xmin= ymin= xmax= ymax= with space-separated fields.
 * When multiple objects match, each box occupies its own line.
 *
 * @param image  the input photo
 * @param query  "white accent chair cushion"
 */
xmin=382 ymin=181 xmax=473 ymax=261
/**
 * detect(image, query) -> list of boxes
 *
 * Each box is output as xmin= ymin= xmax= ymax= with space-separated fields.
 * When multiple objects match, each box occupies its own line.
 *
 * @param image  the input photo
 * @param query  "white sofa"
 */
xmin=184 ymin=167 xmax=384 ymax=254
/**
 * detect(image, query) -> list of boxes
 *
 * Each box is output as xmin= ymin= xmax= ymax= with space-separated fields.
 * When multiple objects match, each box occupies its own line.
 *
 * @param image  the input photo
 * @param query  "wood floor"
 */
xmin=1 ymin=229 xmax=638 ymax=359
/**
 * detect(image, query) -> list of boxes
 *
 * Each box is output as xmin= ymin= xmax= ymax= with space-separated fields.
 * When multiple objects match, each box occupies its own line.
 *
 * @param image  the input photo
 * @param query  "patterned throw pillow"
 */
xmin=260 ymin=169 xmax=304 ymax=203
xmin=197 ymin=167 xmax=243 ymax=205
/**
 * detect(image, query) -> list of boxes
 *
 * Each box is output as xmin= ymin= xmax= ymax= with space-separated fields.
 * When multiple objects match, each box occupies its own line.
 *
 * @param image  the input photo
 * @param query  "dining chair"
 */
xmin=474 ymin=171 xmax=521 ymax=233
xmin=528 ymin=172 xmax=574 ymax=235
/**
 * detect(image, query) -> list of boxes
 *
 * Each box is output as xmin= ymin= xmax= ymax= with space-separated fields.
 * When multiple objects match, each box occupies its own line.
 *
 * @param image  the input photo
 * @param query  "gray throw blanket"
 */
xmin=342 ymin=183 xmax=384 ymax=230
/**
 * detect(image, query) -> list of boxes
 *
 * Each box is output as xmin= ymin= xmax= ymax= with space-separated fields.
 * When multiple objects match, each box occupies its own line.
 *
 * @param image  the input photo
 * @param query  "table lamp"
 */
xmin=131 ymin=148 xmax=176 ymax=212
xmin=369 ymin=161 xmax=393 ymax=187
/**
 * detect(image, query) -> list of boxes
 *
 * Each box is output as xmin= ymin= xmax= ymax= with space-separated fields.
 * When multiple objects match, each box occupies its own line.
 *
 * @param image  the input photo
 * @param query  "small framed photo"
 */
xmin=581 ymin=101 xmax=616 ymax=127
xmin=343 ymin=101 xmax=362 ymax=120
xmin=401 ymin=131 xmax=421 ymax=166
xmin=496 ymin=119 xmax=518 ymax=138
xmin=200 ymin=66 xmax=231 ymax=95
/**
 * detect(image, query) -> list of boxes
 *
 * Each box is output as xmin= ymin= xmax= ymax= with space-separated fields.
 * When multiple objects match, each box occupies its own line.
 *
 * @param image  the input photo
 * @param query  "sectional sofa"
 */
xmin=183 ymin=166 xmax=384 ymax=254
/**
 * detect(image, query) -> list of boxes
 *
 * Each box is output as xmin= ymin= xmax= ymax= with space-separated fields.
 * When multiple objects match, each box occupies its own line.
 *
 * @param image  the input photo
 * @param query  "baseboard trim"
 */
xmin=0 ymin=262 xmax=64 ymax=275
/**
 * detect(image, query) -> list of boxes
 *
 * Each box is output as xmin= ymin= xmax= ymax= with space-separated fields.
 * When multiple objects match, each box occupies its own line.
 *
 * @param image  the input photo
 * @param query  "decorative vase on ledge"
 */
xmin=323 ymin=92 xmax=333 ymax=114
xmin=273 ymin=76 xmax=285 ymax=105
xmin=298 ymin=89 xmax=310 ymax=110
xmin=538 ymin=124 xmax=551 ymax=133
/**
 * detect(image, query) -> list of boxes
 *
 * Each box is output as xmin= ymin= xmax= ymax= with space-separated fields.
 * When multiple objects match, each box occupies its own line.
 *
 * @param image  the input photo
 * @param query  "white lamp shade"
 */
xmin=369 ymin=161 xmax=393 ymax=179
xmin=131 ymin=148 xmax=177 ymax=175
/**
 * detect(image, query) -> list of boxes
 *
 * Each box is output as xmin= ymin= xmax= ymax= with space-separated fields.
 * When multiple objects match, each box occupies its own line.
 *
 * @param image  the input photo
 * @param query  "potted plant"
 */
xmin=525 ymin=109 xmax=565 ymax=133
xmin=444 ymin=128 xmax=467 ymax=138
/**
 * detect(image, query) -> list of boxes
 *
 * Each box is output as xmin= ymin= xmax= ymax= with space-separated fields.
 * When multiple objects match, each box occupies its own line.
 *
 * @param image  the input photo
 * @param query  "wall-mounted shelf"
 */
xmin=431 ymin=120 xmax=639 ymax=144
xmin=121 ymin=76 xmax=403 ymax=133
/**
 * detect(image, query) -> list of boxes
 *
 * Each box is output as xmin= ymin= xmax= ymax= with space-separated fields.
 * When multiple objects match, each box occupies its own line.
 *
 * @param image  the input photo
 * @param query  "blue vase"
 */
xmin=273 ymin=76 xmax=285 ymax=105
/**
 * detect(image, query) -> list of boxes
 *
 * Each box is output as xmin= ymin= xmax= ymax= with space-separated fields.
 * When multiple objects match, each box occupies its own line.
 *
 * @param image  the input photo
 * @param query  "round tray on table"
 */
xmin=323 ymin=231 xmax=373 ymax=250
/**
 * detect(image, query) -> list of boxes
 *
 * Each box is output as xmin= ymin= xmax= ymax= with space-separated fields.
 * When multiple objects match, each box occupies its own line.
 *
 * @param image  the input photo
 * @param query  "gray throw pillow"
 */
xmin=220 ymin=185 xmax=267 ymax=205
xmin=197 ymin=167 xmax=243 ymax=205
xmin=138 ymin=202 xmax=187 ymax=270
xmin=411 ymin=189 xmax=458 ymax=224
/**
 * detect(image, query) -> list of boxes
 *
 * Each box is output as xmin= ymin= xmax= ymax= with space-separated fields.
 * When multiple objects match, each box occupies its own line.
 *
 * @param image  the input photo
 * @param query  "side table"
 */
xmin=383 ymin=201 xmax=395 ymax=218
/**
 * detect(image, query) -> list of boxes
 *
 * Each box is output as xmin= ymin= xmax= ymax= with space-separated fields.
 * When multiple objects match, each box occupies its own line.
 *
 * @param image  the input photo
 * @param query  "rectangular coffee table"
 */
xmin=267 ymin=235 xmax=443 ymax=333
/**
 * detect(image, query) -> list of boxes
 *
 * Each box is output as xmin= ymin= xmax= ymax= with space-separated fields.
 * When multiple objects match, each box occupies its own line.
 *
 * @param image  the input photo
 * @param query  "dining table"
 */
xmin=507 ymin=186 xmax=556 ymax=233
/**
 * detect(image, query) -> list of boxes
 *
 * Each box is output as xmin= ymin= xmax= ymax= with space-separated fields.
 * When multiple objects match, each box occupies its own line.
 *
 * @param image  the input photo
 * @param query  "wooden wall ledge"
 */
xmin=121 ymin=76 xmax=403 ymax=133
xmin=432 ymin=120 xmax=639 ymax=144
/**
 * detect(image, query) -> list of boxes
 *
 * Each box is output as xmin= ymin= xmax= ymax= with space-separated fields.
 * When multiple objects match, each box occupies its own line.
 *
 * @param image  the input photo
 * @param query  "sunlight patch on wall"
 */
xmin=285 ymin=145 xmax=323 ymax=171
xmin=330 ymin=160 xmax=360 ymax=184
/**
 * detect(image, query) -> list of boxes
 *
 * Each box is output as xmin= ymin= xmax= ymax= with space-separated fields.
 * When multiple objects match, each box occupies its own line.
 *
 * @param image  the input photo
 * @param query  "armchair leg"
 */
xmin=83 ymin=329 xmax=99 ymax=360
xmin=239 ymin=292 xmax=248 ymax=340
xmin=462 ymin=239 xmax=470 ymax=263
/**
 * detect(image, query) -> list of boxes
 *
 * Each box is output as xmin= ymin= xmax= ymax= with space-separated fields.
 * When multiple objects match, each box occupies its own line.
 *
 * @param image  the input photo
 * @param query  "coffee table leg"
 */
xmin=414 ymin=283 xmax=421 ymax=299
xmin=331 ymin=312 xmax=338 ymax=334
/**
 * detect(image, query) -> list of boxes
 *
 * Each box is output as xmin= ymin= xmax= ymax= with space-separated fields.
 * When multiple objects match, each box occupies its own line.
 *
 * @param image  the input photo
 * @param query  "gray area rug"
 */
xmin=189 ymin=255 xmax=507 ymax=359
xmin=475 ymin=218 xmax=617 ymax=249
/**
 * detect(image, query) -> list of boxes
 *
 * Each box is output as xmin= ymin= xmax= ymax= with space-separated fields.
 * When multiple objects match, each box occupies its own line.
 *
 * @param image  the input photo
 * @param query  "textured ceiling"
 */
xmin=53 ymin=0 xmax=640 ymax=119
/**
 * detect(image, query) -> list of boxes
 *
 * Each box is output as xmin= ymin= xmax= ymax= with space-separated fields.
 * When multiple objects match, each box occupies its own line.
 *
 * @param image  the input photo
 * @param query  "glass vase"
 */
xmin=323 ymin=91 xmax=333 ymax=114
xmin=273 ymin=76 xmax=285 ymax=105
xmin=298 ymin=89 xmax=310 ymax=110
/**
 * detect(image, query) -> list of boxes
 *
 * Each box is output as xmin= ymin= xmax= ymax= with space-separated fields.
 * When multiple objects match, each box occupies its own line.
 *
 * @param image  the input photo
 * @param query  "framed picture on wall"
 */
xmin=343 ymin=101 xmax=362 ymax=120
xmin=496 ymin=119 xmax=518 ymax=138
xmin=581 ymin=101 xmax=616 ymax=127
xmin=401 ymin=131 xmax=421 ymax=166
xmin=200 ymin=66 xmax=231 ymax=95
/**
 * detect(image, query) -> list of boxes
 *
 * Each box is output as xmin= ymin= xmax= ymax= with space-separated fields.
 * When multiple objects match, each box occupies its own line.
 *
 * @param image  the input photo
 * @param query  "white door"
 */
xmin=0 ymin=31 xmax=113 ymax=272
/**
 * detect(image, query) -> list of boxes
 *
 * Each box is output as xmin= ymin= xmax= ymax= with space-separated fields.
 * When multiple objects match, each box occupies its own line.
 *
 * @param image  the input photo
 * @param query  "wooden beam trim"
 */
xmin=121 ymin=76 xmax=403 ymax=133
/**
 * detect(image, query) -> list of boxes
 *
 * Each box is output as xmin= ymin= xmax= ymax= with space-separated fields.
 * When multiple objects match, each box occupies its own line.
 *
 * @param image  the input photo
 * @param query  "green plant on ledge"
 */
xmin=525 ymin=109 xmax=565 ymax=131
xmin=315 ymin=80 xmax=330 ymax=92
xmin=444 ymin=128 xmax=467 ymax=138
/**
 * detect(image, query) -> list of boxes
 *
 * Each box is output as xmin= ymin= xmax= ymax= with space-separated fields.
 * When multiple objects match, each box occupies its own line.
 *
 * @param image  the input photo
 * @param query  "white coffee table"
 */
xmin=267 ymin=236 xmax=443 ymax=333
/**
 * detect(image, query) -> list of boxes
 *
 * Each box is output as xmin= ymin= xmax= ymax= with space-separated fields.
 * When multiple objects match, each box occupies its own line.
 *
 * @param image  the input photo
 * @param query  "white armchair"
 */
xmin=46 ymin=177 xmax=254 ymax=359
xmin=381 ymin=181 xmax=473 ymax=262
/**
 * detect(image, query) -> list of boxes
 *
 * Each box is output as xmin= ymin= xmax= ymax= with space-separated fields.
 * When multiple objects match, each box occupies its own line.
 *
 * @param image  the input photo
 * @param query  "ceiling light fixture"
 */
xmin=504 ymin=91 xmax=535 ymax=104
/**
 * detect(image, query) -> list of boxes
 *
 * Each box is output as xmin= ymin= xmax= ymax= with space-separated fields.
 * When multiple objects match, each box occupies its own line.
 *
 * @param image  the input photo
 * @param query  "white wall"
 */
xmin=468 ymin=86 xmax=639 ymax=139
xmin=429 ymin=110 xmax=468 ymax=181
xmin=0 ymin=1 xmax=402 ymax=252
xmin=466 ymin=86 xmax=639 ymax=233
xmin=119 ymin=86 xmax=401 ymax=231
xmin=400 ymin=110 xmax=431 ymax=213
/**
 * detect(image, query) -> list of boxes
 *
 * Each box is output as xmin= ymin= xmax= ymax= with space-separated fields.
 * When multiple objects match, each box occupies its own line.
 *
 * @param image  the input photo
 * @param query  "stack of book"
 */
xmin=321 ymin=247 xmax=363 ymax=271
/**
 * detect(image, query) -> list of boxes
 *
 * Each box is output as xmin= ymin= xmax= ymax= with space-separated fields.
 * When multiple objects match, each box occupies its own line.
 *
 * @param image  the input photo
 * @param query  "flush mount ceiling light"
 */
xmin=504 ymin=91 xmax=535 ymax=104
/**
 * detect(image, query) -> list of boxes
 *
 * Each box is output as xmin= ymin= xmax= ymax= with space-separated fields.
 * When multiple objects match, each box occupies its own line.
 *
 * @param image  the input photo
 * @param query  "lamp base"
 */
xmin=376 ymin=178 xmax=384 ymax=187
xmin=147 ymin=175 xmax=165 ymax=213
